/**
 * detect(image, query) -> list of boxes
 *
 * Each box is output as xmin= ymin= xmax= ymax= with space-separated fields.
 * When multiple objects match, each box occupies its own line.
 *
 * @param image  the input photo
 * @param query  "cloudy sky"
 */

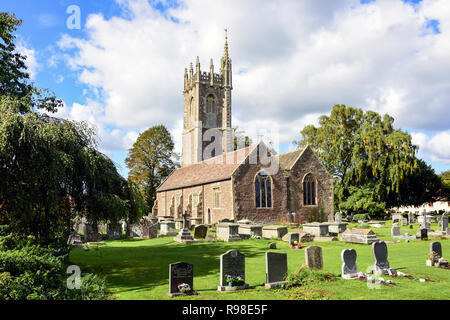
xmin=4 ymin=0 xmax=450 ymax=175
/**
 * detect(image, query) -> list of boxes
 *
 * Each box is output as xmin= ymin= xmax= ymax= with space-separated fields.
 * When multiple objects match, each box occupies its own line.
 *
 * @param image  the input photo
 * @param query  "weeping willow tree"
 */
xmin=295 ymin=104 xmax=440 ymax=216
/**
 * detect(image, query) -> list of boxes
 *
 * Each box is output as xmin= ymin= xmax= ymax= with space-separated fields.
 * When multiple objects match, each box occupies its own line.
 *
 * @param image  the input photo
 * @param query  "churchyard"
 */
xmin=69 ymin=220 xmax=450 ymax=300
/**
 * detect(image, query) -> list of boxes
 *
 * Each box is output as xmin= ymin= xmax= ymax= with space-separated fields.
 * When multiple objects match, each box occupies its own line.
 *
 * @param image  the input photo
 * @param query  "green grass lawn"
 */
xmin=69 ymin=221 xmax=450 ymax=300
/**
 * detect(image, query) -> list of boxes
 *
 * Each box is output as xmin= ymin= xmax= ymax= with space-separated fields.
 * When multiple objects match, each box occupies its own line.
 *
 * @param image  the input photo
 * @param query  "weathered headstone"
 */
xmin=283 ymin=232 xmax=299 ymax=244
xmin=160 ymin=220 xmax=177 ymax=236
xmin=238 ymin=224 xmax=263 ymax=238
xmin=339 ymin=228 xmax=379 ymax=244
xmin=341 ymin=249 xmax=358 ymax=279
xmin=305 ymin=246 xmax=323 ymax=270
xmin=67 ymin=232 xmax=88 ymax=251
xmin=193 ymin=224 xmax=208 ymax=239
xmin=391 ymin=223 xmax=402 ymax=237
xmin=303 ymin=223 xmax=330 ymax=237
xmin=426 ymin=241 xmax=448 ymax=267
xmin=83 ymin=221 xmax=100 ymax=242
xmin=283 ymin=230 xmax=314 ymax=243
xmin=216 ymin=223 xmax=241 ymax=242
xmin=372 ymin=241 xmax=390 ymax=275
xmin=127 ymin=222 xmax=143 ymax=238
xmin=269 ymin=242 xmax=276 ymax=249
xmin=335 ymin=212 xmax=342 ymax=224
xmin=265 ymin=252 xmax=288 ymax=288
xmin=442 ymin=213 xmax=449 ymax=232
xmin=142 ymin=220 xmax=158 ymax=239
xmin=218 ymin=250 xmax=249 ymax=291
xmin=168 ymin=262 xmax=194 ymax=297
xmin=262 ymin=225 xmax=288 ymax=239
xmin=106 ymin=222 xmax=122 ymax=240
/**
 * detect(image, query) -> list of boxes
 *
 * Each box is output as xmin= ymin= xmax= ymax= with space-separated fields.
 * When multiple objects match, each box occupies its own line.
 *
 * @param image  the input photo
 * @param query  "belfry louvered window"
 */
xmin=206 ymin=95 xmax=216 ymax=113
xmin=303 ymin=174 xmax=316 ymax=206
xmin=255 ymin=172 xmax=272 ymax=208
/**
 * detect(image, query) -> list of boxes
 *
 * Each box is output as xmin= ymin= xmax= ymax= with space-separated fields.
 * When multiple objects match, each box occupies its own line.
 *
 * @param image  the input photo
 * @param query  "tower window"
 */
xmin=255 ymin=171 xmax=272 ymax=208
xmin=303 ymin=174 xmax=316 ymax=206
xmin=206 ymin=95 xmax=216 ymax=113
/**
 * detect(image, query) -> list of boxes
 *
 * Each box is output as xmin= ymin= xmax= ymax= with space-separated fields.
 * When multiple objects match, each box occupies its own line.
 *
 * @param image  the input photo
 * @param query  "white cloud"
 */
xmin=412 ymin=131 xmax=450 ymax=165
xmin=16 ymin=40 xmax=39 ymax=79
xmin=56 ymin=0 xmax=450 ymax=165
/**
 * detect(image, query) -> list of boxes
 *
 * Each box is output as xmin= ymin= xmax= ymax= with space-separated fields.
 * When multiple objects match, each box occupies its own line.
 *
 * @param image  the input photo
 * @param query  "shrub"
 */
xmin=284 ymin=266 xmax=336 ymax=289
xmin=352 ymin=214 xmax=369 ymax=222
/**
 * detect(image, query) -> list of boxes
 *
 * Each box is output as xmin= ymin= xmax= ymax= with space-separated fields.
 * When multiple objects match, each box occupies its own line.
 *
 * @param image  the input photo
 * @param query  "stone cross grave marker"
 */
xmin=169 ymin=262 xmax=194 ymax=297
xmin=194 ymin=224 xmax=208 ymax=239
xmin=341 ymin=249 xmax=358 ymax=279
xmin=430 ymin=242 xmax=442 ymax=259
xmin=218 ymin=250 xmax=248 ymax=290
xmin=265 ymin=252 xmax=288 ymax=288
xmin=442 ymin=213 xmax=449 ymax=232
xmin=372 ymin=241 xmax=390 ymax=275
xmin=305 ymin=246 xmax=323 ymax=270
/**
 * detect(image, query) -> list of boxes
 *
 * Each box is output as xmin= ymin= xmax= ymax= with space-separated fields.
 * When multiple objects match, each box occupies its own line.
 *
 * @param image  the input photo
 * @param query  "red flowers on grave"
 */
xmin=290 ymin=241 xmax=302 ymax=249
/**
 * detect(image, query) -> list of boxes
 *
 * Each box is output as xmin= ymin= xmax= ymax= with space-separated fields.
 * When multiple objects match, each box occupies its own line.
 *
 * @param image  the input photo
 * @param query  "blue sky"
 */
xmin=3 ymin=0 xmax=450 ymax=176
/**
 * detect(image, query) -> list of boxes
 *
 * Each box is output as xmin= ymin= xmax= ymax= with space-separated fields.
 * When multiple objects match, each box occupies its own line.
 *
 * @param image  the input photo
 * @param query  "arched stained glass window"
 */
xmin=303 ymin=174 xmax=316 ymax=206
xmin=255 ymin=172 xmax=272 ymax=208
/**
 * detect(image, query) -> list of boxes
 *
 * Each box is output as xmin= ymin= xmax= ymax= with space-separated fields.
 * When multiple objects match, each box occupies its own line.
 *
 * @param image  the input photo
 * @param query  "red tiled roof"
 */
xmin=157 ymin=145 xmax=256 ymax=192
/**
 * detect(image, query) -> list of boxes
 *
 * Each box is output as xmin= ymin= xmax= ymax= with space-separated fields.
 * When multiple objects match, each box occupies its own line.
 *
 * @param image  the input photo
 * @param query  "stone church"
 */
xmin=153 ymin=36 xmax=334 ymax=224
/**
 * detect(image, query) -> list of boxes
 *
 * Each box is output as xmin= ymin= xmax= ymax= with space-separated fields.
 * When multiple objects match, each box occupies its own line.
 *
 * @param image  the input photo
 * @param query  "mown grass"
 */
xmin=69 ymin=221 xmax=450 ymax=300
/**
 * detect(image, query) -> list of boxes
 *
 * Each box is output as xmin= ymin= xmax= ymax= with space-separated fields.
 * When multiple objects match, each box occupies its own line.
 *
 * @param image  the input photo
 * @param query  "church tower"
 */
xmin=181 ymin=33 xmax=233 ymax=166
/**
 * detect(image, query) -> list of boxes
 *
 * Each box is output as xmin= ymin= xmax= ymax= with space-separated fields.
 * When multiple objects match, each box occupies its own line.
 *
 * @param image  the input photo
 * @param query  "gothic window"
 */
xmin=255 ymin=171 xmax=272 ymax=208
xmin=303 ymin=174 xmax=316 ymax=206
xmin=206 ymin=95 xmax=216 ymax=113
xmin=213 ymin=188 xmax=221 ymax=208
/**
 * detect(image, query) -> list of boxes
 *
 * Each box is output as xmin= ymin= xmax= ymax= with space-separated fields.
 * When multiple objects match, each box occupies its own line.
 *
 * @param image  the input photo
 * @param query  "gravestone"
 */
xmin=283 ymin=230 xmax=314 ymax=243
xmin=168 ymin=262 xmax=194 ymax=297
xmin=83 ymin=221 xmax=100 ymax=242
xmin=339 ymin=228 xmax=379 ymax=244
xmin=127 ymin=223 xmax=143 ymax=238
xmin=216 ymin=223 xmax=241 ymax=242
xmin=238 ymin=224 xmax=263 ymax=238
xmin=193 ymin=225 xmax=208 ymax=239
xmin=174 ymin=212 xmax=198 ymax=244
xmin=283 ymin=232 xmax=299 ymax=244
xmin=401 ymin=218 xmax=408 ymax=226
xmin=106 ymin=222 xmax=122 ymax=240
xmin=160 ymin=220 xmax=177 ymax=236
xmin=269 ymin=242 xmax=276 ymax=249
xmin=341 ymin=249 xmax=358 ymax=279
xmin=426 ymin=241 xmax=448 ymax=267
xmin=442 ymin=213 xmax=449 ymax=232
xmin=217 ymin=250 xmax=249 ymax=291
xmin=142 ymin=220 xmax=158 ymax=239
xmin=335 ymin=212 xmax=342 ymax=224
xmin=420 ymin=228 xmax=428 ymax=240
xmin=303 ymin=223 xmax=330 ymax=237
xmin=372 ymin=241 xmax=390 ymax=275
xmin=391 ymin=223 xmax=402 ymax=237
xmin=67 ymin=232 xmax=88 ymax=251
xmin=431 ymin=241 xmax=442 ymax=258
xmin=262 ymin=225 xmax=288 ymax=239
xmin=408 ymin=212 xmax=415 ymax=224
xmin=265 ymin=252 xmax=288 ymax=289
xmin=305 ymin=246 xmax=323 ymax=270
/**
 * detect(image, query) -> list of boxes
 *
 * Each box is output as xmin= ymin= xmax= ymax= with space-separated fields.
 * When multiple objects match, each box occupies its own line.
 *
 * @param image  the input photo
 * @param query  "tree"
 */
xmin=125 ymin=125 xmax=178 ymax=211
xmin=0 ymin=97 xmax=132 ymax=244
xmin=0 ymin=12 xmax=62 ymax=113
xmin=295 ymin=104 xmax=439 ymax=215
xmin=233 ymin=127 xmax=252 ymax=150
